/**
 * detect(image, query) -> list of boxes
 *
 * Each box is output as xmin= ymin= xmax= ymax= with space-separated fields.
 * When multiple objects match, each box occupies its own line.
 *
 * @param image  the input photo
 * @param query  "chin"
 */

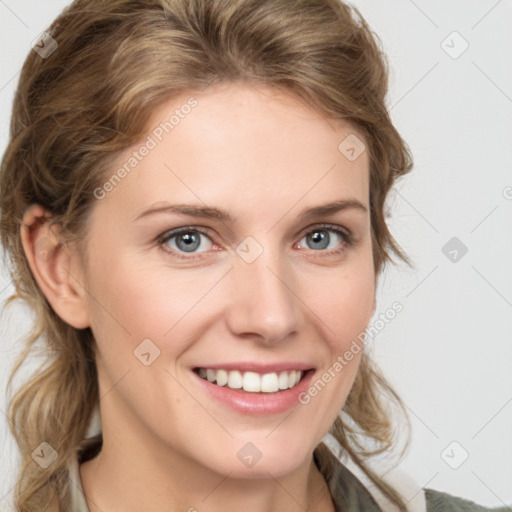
xmin=196 ymin=432 xmax=318 ymax=480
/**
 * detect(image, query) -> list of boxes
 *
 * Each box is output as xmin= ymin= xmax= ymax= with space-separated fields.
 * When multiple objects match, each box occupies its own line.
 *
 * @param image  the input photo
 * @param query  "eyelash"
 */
xmin=157 ymin=223 xmax=355 ymax=261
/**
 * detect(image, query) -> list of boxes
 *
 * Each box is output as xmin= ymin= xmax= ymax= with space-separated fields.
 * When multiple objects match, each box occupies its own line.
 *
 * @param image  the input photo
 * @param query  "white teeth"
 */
xmin=261 ymin=372 xmax=279 ymax=393
xmin=216 ymin=369 xmax=228 ymax=386
xmin=243 ymin=372 xmax=260 ymax=392
xmin=227 ymin=370 xmax=243 ymax=389
xmin=278 ymin=371 xmax=289 ymax=390
xmin=289 ymin=370 xmax=301 ymax=389
xmin=198 ymin=368 xmax=304 ymax=393
xmin=288 ymin=370 xmax=297 ymax=388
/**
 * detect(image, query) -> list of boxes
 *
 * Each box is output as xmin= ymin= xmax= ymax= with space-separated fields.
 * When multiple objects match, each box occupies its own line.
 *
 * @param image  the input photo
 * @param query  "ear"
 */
xmin=20 ymin=204 xmax=90 ymax=329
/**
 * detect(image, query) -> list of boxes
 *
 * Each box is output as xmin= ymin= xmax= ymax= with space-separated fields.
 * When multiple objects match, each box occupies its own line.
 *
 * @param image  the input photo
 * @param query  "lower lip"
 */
xmin=193 ymin=370 xmax=315 ymax=416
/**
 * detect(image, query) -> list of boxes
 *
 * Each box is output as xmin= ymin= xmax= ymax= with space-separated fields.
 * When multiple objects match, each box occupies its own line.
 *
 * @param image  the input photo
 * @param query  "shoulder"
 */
xmin=317 ymin=448 xmax=510 ymax=512
xmin=424 ymin=488 xmax=511 ymax=512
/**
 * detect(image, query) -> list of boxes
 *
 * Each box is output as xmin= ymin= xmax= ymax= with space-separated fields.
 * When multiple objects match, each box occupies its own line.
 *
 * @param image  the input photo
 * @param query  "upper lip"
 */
xmin=194 ymin=362 xmax=315 ymax=373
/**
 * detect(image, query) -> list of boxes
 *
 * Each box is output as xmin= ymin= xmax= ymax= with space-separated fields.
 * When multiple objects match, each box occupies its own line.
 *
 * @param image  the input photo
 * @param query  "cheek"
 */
xmin=312 ymin=261 xmax=375 ymax=352
xmin=301 ymin=255 xmax=374 ymax=408
xmin=85 ymin=255 xmax=227 ymax=359
xmin=84 ymin=258 xmax=216 ymax=424
xmin=301 ymin=282 xmax=372 ymax=431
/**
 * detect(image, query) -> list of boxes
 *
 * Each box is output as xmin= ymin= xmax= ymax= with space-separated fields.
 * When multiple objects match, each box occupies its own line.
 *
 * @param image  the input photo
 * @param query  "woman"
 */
xmin=0 ymin=1 xmax=505 ymax=511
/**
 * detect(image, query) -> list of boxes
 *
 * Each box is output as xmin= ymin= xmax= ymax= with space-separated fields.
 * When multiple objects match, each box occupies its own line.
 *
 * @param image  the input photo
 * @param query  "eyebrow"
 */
xmin=134 ymin=199 xmax=367 ymax=224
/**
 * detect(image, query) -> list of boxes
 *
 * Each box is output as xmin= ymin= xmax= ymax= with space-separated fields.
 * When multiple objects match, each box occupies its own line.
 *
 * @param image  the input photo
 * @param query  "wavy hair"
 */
xmin=0 ymin=0 xmax=414 ymax=510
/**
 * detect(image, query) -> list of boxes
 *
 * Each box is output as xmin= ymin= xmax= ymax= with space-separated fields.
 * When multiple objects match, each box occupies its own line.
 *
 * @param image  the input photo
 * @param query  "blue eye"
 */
xmin=160 ymin=228 xmax=214 ymax=257
xmin=298 ymin=227 xmax=347 ymax=252
xmin=158 ymin=224 xmax=353 ymax=260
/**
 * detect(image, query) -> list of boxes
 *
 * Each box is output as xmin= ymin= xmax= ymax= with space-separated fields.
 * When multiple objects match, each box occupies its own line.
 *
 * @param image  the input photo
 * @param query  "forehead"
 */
xmin=98 ymin=82 xmax=370 ymax=224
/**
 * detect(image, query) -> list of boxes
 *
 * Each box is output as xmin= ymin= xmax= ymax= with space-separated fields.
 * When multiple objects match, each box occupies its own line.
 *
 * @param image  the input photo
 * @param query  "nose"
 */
xmin=224 ymin=243 xmax=304 ymax=346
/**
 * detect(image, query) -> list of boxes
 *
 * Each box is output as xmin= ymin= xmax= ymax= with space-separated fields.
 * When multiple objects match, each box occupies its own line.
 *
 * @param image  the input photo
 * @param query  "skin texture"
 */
xmin=21 ymin=82 xmax=375 ymax=512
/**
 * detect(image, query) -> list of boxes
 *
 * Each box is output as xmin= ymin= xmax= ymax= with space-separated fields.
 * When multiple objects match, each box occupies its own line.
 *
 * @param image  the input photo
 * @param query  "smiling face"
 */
xmin=77 ymin=82 xmax=375 ymax=479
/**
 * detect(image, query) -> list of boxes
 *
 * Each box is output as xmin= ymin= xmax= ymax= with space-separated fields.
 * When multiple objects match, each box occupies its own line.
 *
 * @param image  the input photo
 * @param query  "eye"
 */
xmin=157 ymin=224 xmax=354 ymax=260
xmin=296 ymin=224 xmax=353 ymax=256
xmin=158 ymin=227 xmax=215 ymax=258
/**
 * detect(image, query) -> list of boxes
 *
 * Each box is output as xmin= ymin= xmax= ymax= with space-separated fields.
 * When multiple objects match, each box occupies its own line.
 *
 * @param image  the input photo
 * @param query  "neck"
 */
xmin=79 ymin=436 xmax=334 ymax=512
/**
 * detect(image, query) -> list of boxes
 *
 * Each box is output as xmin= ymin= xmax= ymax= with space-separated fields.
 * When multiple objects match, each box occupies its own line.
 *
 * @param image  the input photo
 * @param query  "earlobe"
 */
xmin=20 ymin=204 xmax=90 ymax=329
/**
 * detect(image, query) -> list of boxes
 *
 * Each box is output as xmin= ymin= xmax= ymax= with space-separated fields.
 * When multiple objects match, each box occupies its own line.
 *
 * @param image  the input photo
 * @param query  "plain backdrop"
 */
xmin=1 ymin=1 xmax=511 ymax=510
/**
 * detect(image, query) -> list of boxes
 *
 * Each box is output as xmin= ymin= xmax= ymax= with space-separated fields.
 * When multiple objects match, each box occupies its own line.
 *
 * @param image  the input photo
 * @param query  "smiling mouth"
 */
xmin=194 ymin=368 xmax=309 ymax=393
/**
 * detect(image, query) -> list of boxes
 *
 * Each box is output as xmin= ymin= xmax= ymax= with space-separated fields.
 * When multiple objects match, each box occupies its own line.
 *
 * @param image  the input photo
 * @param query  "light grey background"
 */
xmin=1 ymin=1 xmax=511 ymax=510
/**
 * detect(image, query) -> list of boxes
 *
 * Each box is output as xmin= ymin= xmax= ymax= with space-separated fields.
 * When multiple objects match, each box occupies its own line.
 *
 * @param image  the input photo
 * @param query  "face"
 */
xmin=78 ymin=82 xmax=375 ymax=478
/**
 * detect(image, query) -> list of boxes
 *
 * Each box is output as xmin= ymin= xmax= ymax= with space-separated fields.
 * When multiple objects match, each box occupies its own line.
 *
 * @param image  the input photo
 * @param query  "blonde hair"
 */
xmin=0 ymin=0 xmax=414 ymax=510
